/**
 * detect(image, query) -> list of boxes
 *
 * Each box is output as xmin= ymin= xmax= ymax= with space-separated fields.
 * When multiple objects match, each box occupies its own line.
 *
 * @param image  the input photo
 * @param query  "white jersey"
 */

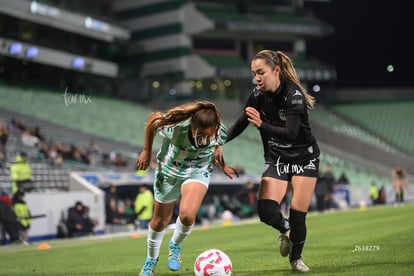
xmin=156 ymin=119 xmax=227 ymax=178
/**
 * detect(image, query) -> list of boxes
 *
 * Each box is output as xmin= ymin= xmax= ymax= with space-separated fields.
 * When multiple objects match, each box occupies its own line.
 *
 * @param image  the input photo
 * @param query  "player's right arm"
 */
xmin=136 ymin=112 xmax=162 ymax=170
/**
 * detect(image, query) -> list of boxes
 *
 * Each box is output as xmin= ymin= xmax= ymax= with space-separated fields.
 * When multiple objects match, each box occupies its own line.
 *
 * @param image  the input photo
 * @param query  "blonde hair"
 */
xmin=253 ymin=50 xmax=315 ymax=108
xmin=147 ymin=101 xmax=221 ymax=136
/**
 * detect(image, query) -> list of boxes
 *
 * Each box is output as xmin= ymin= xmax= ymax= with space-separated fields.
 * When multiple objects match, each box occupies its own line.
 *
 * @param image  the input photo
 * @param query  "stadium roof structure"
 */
xmin=115 ymin=0 xmax=336 ymax=96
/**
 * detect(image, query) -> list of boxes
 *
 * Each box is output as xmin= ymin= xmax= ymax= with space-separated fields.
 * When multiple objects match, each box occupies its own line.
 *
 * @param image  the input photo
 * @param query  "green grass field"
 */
xmin=1 ymin=204 xmax=413 ymax=275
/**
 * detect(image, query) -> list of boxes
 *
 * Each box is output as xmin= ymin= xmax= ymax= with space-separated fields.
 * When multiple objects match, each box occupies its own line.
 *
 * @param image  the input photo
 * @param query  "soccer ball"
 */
xmin=194 ymin=249 xmax=232 ymax=276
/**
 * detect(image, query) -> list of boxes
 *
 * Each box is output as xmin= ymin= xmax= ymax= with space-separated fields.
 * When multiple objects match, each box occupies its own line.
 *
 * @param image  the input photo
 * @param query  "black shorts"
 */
xmin=262 ymin=157 xmax=319 ymax=181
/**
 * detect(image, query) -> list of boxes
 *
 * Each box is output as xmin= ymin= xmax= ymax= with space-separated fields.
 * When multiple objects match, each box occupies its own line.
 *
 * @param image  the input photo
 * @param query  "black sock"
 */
xmin=289 ymin=209 xmax=307 ymax=262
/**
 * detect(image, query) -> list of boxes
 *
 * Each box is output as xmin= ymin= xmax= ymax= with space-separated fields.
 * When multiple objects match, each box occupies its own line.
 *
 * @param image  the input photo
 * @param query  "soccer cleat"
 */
xmin=168 ymin=240 xmax=182 ymax=271
xmin=291 ymin=258 xmax=310 ymax=272
xmin=139 ymin=257 xmax=158 ymax=276
xmin=278 ymin=230 xmax=290 ymax=257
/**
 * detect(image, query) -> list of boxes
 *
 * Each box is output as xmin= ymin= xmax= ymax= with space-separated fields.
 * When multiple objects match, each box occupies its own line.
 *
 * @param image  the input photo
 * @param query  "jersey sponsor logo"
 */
xmin=291 ymin=90 xmax=303 ymax=105
xmin=275 ymin=157 xmax=305 ymax=175
xmin=303 ymin=158 xmax=317 ymax=170
xmin=293 ymin=90 xmax=302 ymax=96
xmin=172 ymin=160 xmax=203 ymax=169
xmin=291 ymin=99 xmax=303 ymax=105
xmin=269 ymin=138 xmax=292 ymax=148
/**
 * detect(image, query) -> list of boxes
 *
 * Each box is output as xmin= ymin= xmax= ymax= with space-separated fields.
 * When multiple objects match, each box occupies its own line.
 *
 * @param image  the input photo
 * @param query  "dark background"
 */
xmin=305 ymin=0 xmax=412 ymax=88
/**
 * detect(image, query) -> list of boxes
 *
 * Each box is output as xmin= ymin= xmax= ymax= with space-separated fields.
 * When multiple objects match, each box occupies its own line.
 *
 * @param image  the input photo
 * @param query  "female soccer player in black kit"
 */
xmin=222 ymin=50 xmax=320 ymax=272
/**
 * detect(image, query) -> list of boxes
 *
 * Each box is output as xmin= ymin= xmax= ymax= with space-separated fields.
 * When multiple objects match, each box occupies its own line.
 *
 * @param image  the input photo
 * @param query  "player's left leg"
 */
xmin=140 ymin=201 xmax=175 ymax=276
xmin=168 ymin=180 xmax=208 ymax=271
xmin=289 ymin=175 xmax=317 ymax=272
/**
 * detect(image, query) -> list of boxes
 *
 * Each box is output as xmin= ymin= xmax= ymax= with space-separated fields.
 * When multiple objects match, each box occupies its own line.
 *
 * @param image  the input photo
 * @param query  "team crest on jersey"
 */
xmin=279 ymin=109 xmax=286 ymax=121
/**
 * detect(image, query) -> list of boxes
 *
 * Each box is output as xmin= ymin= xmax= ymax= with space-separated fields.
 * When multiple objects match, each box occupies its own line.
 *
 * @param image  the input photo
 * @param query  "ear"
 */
xmin=273 ymin=65 xmax=280 ymax=76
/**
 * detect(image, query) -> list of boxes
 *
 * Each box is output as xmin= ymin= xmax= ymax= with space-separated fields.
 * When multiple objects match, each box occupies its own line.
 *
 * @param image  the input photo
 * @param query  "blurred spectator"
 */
xmin=0 ymin=191 xmax=20 ymax=245
xmin=69 ymin=145 xmax=90 ymax=164
xmin=218 ymin=194 xmax=240 ymax=218
xmin=10 ymin=152 xmax=33 ymax=194
xmin=110 ymin=151 xmax=127 ymax=167
xmin=314 ymin=170 xmax=328 ymax=212
xmin=9 ymin=118 xmax=26 ymax=133
xmin=30 ymin=126 xmax=45 ymax=142
xmin=134 ymin=185 xmax=154 ymax=229
xmin=235 ymin=181 xmax=257 ymax=217
xmin=87 ymin=139 xmax=102 ymax=155
xmin=105 ymin=185 xmax=120 ymax=215
xmin=87 ymin=139 xmax=102 ymax=167
xmin=82 ymin=205 xmax=97 ymax=235
xmin=0 ymin=121 xmax=9 ymax=164
xmin=391 ymin=166 xmax=408 ymax=206
xmin=337 ymin=172 xmax=349 ymax=185
xmin=369 ymin=182 xmax=380 ymax=205
xmin=0 ymin=188 xmax=11 ymax=206
xmin=48 ymin=145 xmax=64 ymax=166
xmin=378 ymin=185 xmax=386 ymax=204
xmin=20 ymin=129 xmax=40 ymax=148
xmin=38 ymin=143 xmax=50 ymax=162
xmin=12 ymin=191 xmax=31 ymax=244
xmin=105 ymin=199 xmax=125 ymax=233
xmin=66 ymin=201 xmax=89 ymax=237
xmin=122 ymin=198 xmax=136 ymax=224
xmin=322 ymin=163 xmax=336 ymax=210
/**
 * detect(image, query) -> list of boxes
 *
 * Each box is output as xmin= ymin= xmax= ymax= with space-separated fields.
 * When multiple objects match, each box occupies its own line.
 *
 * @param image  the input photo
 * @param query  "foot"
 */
xmin=291 ymin=258 xmax=310 ymax=272
xmin=139 ymin=257 xmax=158 ymax=276
xmin=168 ymin=240 xmax=182 ymax=271
xmin=278 ymin=230 xmax=290 ymax=257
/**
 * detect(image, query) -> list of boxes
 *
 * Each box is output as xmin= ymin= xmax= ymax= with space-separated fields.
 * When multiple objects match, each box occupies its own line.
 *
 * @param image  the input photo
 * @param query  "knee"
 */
xmin=257 ymin=199 xmax=281 ymax=225
xmin=151 ymin=216 xmax=171 ymax=231
xmin=178 ymin=210 xmax=196 ymax=226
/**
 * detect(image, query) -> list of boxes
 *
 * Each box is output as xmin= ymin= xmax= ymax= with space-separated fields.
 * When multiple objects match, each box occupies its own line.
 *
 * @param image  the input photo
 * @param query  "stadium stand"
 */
xmin=330 ymin=101 xmax=414 ymax=155
xmin=309 ymin=106 xmax=399 ymax=154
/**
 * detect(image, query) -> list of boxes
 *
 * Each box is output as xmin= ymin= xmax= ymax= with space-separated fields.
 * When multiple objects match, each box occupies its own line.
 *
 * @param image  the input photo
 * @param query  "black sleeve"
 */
xmin=226 ymin=112 xmax=249 ymax=143
xmin=226 ymin=91 xmax=258 ymax=143
xmin=259 ymin=113 xmax=301 ymax=142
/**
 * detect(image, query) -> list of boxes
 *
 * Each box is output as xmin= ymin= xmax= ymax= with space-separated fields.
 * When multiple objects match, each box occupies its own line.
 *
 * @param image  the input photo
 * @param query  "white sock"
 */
xmin=171 ymin=217 xmax=194 ymax=245
xmin=147 ymin=225 xmax=165 ymax=259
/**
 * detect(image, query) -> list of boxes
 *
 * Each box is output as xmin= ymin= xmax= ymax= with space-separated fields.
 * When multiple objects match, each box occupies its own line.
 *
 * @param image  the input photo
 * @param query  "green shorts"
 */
xmin=153 ymin=168 xmax=211 ymax=203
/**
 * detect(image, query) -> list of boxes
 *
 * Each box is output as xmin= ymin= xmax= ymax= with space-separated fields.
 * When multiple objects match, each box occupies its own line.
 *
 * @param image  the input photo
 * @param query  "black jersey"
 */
xmin=227 ymin=78 xmax=319 ymax=163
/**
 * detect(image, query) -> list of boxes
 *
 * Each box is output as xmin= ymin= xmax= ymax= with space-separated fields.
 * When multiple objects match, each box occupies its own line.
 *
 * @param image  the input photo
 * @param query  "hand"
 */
xmin=213 ymin=146 xmax=224 ymax=166
xmin=222 ymin=164 xmax=239 ymax=180
xmin=245 ymin=107 xmax=262 ymax=128
xmin=136 ymin=149 xmax=151 ymax=170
